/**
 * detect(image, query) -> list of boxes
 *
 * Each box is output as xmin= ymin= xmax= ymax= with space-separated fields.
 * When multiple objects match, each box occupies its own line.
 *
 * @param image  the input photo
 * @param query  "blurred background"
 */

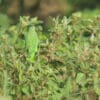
xmin=0 ymin=0 xmax=100 ymax=23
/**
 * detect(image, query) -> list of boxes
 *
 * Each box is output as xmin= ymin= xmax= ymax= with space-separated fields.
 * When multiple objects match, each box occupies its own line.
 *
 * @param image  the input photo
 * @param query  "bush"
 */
xmin=0 ymin=13 xmax=100 ymax=100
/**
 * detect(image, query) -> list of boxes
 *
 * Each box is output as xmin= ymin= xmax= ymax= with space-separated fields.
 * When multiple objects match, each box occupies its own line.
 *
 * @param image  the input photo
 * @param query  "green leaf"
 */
xmin=94 ymin=73 xmax=100 ymax=95
xmin=0 ymin=13 xmax=10 ymax=28
xmin=76 ymin=73 xmax=86 ymax=87
xmin=24 ymin=26 xmax=39 ymax=62
xmin=62 ymin=77 xmax=72 ymax=98
xmin=21 ymin=85 xmax=30 ymax=96
xmin=3 ymin=70 xmax=8 ymax=96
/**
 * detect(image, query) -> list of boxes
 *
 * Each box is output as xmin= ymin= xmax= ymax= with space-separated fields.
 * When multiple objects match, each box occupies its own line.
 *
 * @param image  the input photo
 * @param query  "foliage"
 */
xmin=0 ymin=12 xmax=100 ymax=100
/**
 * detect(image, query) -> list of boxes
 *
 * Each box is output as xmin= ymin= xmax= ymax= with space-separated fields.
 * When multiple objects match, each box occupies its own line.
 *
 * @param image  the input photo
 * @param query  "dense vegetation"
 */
xmin=0 ymin=11 xmax=100 ymax=100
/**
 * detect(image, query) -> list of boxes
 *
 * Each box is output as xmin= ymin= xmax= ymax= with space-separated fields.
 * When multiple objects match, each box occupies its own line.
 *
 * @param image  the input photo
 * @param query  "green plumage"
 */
xmin=24 ymin=26 xmax=39 ymax=62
